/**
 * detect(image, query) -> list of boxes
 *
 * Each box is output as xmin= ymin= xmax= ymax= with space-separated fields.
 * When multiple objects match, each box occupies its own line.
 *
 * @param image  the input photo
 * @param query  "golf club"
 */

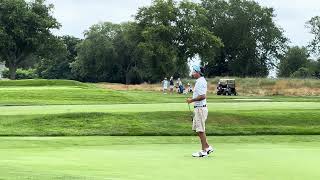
xmin=188 ymin=103 xmax=194 ymax=121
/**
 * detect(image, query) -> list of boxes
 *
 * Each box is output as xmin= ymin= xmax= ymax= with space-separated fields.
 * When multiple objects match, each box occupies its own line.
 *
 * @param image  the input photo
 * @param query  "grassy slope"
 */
xmin=0 ymin=80 xmax=189 ymax=105
xmin=1 ymin=111 xmax=320 ymax=136
xmin=0 ymin=136 xmax=319 ymax=180
xmin=0 ymin=79 xmax=90 ymax=87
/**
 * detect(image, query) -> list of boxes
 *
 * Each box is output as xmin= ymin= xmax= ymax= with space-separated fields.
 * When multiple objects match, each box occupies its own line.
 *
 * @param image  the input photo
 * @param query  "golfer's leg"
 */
xmin=198 ymin=132 xmax=209 ymax=151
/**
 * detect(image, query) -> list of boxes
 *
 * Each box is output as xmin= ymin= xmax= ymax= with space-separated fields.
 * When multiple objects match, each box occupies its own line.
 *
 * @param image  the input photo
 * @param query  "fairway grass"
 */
xmin=0 ymin=136 xmax=319 ymax=180
xmin=1 ymin=102 xmax=320 ymax=115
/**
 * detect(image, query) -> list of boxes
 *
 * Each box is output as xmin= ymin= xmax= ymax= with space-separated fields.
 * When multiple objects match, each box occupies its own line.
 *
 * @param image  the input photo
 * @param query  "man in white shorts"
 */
xmin=187 ymin=65 xmax=214 ymax=157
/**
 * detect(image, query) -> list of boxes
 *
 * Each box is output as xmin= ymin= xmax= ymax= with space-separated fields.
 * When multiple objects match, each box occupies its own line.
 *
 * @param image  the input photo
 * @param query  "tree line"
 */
xmin=0 ymin=0 xmax=320 ymax=83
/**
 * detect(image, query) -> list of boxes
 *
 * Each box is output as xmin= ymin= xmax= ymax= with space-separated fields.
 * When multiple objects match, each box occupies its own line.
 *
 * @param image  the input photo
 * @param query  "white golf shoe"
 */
xmin=192 ymin=150 xmax=208 ymax=157
xmin=206 ymin=146 xmax=214 ymax=154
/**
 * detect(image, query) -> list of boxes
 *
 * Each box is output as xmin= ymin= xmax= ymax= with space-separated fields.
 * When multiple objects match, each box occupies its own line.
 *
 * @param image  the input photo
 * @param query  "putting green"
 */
xmin=1 ymin=102 xmax=320 ymax=115
xmin=0 ymin=136 xmax=319 ymax=180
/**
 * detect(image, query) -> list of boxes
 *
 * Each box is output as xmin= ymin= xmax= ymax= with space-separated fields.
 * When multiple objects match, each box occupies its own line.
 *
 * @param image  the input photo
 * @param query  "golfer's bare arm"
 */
xmin=190 ymin=95 xmax=206 ymax=102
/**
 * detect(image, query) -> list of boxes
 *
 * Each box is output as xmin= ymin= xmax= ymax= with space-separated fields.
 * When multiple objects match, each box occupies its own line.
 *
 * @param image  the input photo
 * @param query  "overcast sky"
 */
xmin=47 ymin=0 xmax=320 ymax=47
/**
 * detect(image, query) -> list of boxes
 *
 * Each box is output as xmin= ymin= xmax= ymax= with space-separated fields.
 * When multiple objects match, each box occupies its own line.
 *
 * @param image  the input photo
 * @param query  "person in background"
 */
xmin=162 ymin=77 xmax=168 ymax=94
xmin=177 ymin=78 xmax=184 ymax=94
xmin=169 ymin=76 xmax=174 ymax=94
xmin=175 ymin=82 xmax=180 ymax=93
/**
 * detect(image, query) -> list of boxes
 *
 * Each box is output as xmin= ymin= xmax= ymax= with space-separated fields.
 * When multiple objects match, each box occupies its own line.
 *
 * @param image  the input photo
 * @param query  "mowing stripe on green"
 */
xmin=1 ymin=102 xmax=320 ymax=115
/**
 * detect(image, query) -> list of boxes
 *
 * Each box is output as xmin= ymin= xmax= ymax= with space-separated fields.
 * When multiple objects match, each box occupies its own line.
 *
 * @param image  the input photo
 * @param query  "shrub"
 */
xmin=3 ymin=68 xmax=38 ymax=79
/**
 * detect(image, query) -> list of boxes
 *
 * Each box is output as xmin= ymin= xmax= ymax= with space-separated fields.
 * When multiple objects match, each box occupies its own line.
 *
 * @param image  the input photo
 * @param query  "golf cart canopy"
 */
xmin=219 ymin=79 xmax=235 ymax=85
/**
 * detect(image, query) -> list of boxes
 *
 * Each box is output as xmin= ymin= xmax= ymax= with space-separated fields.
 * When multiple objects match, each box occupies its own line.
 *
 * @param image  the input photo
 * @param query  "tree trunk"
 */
xmin=9 ymin=64 xmax=17 ymax=80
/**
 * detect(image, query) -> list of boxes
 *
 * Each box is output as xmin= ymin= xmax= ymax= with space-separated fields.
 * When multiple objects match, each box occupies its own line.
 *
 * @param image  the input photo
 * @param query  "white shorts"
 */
xmin=192 ymin=107 xmax=208 ymax=132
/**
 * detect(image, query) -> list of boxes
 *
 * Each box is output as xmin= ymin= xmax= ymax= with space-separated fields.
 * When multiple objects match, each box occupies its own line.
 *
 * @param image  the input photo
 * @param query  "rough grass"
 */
xmin=99 ymin=77 xmax=320 ymax=96
xmin=206 ymin=77 xmax=320 ymax=96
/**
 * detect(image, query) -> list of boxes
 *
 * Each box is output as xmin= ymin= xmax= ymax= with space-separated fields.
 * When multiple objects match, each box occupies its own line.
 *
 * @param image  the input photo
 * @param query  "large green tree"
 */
xmin=278 ymin=46 xmax=310 ymax=77
xmin=72 ymin=0 xmax=222 ymax=84
xmin=201 ymin=0 xmax=287 ymax=77
xmin=176 ymin=0 xmax=222 ymax=75
xmin=71 ymin=22 xmax=123 ymax=82
xmin=0 ymin=0 xmax=60 ymax=79
xmin=36 ymin=36 xmax=81 ymax=79
xmin=135 ymin=0 xmax=222 ymax=81
xmin=135 ymin=0 xmax=181 ymax=82
xmin=113 ymin=22 xmax=145 ymax=84
xmin=71 ymin=22 xmax=148 ymax=84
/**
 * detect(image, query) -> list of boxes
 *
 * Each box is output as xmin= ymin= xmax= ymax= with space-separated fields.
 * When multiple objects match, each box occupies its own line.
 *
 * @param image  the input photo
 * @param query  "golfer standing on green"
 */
xmin=187 ymin=65 xmax=214 ymax=157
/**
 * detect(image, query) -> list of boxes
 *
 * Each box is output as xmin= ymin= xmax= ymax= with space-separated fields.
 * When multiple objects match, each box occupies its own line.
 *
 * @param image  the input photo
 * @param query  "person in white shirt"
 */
xmin=162 ymin=77 xmax=168 ymax=94
xmin=186 ymin=65 xmax=214 ymax=157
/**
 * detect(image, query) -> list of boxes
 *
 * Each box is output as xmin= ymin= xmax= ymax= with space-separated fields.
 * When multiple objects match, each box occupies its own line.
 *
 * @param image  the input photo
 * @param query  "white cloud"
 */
xmin=47 ymin=0 xmax=151 ymax=38
xmin=255 ymin=0 xmax=320 ymax=46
